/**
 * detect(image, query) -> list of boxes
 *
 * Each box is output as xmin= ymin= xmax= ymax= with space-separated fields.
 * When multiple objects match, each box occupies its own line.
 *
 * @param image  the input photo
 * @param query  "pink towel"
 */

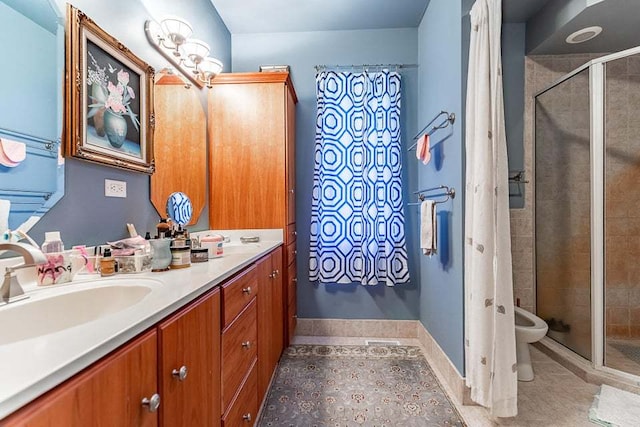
xmin=415 ymin=134 xmax=431 ymax=165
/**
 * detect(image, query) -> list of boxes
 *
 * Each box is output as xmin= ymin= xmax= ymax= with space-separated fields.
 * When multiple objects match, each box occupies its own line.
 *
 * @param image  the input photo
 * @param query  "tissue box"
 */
xmin=114 ymin=254 xmax=152 ymax=274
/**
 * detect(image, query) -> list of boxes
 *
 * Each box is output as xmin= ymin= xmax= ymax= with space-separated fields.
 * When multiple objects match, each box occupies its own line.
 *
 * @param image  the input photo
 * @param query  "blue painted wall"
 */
xmin=25 ymin=0 xmax=231 ymax=247
xmin=0 ymin=2 xmax=57 ymax=141
xmin=503 ymin=23 xmax=526 ymax=208
xmin=416 ymin=0 xmax=467 ymax=374
xmin=232 ymin=29 xmax=421 ymax=320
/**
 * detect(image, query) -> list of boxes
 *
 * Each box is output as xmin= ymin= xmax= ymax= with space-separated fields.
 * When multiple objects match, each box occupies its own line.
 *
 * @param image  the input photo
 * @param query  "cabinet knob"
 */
xmin=289 ymin=188 xmax=295 ymax=194
xmin=291 ymin=231 xmax=297 ymax=236
xmin=293 ymin=278 xmax=297 ymax=283
xmin=172 ymin=365 xmax=188 ymax=381
xmin=242 ymin=341 xmax=252 ymax=349
xmin=274 ymin=269 xmax=280 ymax=277
xmin=243 ymin=413 xmax=252 ymax=422
xmin=268 ymin=272 xmax=275 ymax=279
xmin=141 ymin=393 xmax=161 ymax=413
xmin=242 ymin=286 xmax=252 ymax=295
xmin=293 ymin=315 xmax=298 ymax=319
xmin=293 ymin=250 xmax=297 ymax=255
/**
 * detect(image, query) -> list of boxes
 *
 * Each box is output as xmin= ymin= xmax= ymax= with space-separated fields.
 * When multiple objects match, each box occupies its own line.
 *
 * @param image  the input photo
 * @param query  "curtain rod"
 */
xmin=314 ymin=63 xmax=418 ymax=72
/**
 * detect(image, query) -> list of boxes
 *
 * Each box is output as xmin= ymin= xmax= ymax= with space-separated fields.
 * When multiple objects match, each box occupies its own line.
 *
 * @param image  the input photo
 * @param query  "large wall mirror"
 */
xmin=0 ymin=0 xmax=64 ymax=232
xmin=150 ymin=70 xmax=206 ymax=225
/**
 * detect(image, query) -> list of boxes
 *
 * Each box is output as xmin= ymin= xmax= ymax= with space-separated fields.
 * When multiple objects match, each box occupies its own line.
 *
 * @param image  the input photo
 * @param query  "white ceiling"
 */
xmin=210 ymin=0 xmax=429 ymax=34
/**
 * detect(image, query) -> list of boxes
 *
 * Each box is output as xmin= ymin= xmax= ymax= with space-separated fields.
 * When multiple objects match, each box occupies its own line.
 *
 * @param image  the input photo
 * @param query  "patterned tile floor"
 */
xmin=292 ymin=336 xmax=600 ymax=427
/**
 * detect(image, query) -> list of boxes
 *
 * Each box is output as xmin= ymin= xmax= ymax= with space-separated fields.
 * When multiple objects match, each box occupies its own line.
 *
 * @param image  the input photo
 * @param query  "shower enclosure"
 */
xmin=535 ymin=46 xmax=640 ymax=381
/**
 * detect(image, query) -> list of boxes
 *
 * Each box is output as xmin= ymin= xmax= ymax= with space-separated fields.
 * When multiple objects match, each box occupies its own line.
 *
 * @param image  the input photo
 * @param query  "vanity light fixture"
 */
xmin=145 ymin=17 xmax=223 ymax=88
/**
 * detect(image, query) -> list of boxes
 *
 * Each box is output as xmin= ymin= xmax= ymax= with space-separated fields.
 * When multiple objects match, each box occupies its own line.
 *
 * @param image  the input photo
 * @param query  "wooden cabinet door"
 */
xmin=270 ymin=246 xmax=284 ymax=364
xmin=256 ymin=254 xmax=273 ymax=402
xmin=257 ymin=247 xmax=285 ymax=404
xmin=208 ymin=81 xmax=286 ymax=229
xmin=285 ymin=85 xmax=296 ymax=225
xmin=158 ymin=289 xmax=220 ymax=427
xmin=4 ymin=331 xmax=158 ymax=427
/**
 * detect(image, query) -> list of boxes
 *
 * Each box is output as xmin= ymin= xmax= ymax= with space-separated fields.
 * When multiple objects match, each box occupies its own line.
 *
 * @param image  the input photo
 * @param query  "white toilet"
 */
xmin=514 ymin=306 xmax=548 ymax=381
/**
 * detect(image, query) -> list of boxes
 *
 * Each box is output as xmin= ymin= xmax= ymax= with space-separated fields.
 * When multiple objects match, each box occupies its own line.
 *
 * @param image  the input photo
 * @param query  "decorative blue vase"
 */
xmin=104 ymin=109 xmax=127 ymax=148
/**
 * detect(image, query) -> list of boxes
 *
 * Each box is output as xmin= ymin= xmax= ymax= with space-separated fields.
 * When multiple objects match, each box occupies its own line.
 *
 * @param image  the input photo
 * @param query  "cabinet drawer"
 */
xmin=222 ymin=300 xmax=257 ymax=410
xmin=286 ymin=223 xmax=297 ymax=245
xmin=285 ymin=240 xmax=296 ymax=267
xmin=222 ymin=361 xmax=258 ymax=427
xmin=222 ymin=266 xmax=257 ymax=327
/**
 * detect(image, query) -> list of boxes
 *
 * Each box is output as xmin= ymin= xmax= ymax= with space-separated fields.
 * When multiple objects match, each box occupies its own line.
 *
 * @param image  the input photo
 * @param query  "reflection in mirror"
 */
xmin=150 ymin=69 xmax=206 ymax=226
xmin=166 ymin=192 xmax=193 ymax=226
xmin=0 ymin=0 xmax=64 ymax=233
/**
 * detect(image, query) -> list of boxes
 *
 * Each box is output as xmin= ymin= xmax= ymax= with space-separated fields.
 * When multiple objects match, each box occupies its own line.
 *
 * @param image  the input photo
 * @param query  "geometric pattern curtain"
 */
xmin=309 ymin=71 xmax=410 ymax=286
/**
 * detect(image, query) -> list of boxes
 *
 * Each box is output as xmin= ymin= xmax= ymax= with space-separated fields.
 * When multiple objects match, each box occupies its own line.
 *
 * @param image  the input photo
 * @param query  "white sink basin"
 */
xmin=0 ymin=279 xmax=159 ymax=345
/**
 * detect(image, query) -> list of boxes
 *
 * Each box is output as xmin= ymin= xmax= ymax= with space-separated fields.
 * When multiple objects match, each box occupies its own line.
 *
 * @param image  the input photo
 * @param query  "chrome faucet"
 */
xmin=0 ymin=242 xmax=47 ymax=305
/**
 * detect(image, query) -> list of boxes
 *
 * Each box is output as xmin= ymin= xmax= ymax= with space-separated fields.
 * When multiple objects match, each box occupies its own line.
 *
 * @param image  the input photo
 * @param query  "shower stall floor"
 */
xmin=606 ymin=339 xmax=640 ymax=377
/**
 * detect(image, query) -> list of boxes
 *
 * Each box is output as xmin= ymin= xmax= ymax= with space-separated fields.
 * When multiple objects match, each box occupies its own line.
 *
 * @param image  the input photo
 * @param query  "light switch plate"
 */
xmin=105 ymin=179 xmax=127 ymax=198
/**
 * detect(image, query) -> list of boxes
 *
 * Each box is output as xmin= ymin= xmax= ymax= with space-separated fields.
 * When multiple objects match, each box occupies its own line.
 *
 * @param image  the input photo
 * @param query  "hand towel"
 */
xmin=415 ymin=134 xmax=431 ymax=165
xmin=420 ymin=200 xmax=437 ymax=256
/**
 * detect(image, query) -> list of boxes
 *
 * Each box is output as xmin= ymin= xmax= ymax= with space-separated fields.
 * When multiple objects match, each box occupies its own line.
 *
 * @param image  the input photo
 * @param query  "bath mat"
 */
xmin=258 ymin=345 xmax=465 ymax=426
xmin=610 ymin=342 xmax=640 ymax=365
xmin=588 ymin=384 xmax=640 ymax=427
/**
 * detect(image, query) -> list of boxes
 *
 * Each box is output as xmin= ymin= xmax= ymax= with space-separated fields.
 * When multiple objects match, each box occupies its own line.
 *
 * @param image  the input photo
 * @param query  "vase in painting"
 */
xmin=104 ymin=109 xmax=127 ymax=148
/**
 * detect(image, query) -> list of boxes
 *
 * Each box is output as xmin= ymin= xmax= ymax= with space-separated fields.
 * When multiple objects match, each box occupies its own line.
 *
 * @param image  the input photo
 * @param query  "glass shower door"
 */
xmin=535 ymin=68 xmax=592 ymax=361
xmin=603 ymin=54 xmax=640 ymax=376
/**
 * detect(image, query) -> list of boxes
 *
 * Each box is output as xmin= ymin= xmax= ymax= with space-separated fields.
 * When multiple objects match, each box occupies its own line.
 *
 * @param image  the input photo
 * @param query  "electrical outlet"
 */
xmin=105 ymin=179 xmax=127 ymax=198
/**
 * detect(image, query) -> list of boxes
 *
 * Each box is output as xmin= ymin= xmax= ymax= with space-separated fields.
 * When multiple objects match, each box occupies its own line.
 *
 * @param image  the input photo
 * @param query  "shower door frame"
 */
xmin=533 ymin=45 xmax=640 ymax=384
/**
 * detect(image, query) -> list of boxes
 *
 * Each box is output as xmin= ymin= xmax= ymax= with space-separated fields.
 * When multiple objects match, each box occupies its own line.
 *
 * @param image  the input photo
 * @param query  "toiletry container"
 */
xmin=37 ymin=231 xmax=73 ymax=285
xmin=170 ymin=246 xmax=191 ymax=269
xmin=41 ymin=231 xmax=64 ymax=253
xmin=100 ymin=248 xmax=116 ymax=277
xmin=149 ymin=238 xmax=172 ymax=271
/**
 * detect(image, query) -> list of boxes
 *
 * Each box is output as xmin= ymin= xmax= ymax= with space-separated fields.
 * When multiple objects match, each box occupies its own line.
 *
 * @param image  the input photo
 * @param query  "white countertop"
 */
xmin=0 ymin=230 xmax=282 ymax=420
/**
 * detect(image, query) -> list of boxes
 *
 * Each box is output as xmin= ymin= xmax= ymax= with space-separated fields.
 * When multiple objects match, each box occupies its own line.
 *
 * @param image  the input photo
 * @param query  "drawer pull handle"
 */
xmin=172 ymin=365 xmax=188 ymax=381
xmin=242 ymin=341 xmax=252 ymax=349
xmin=243 ymin=413 xmax=252 ymax=422
xmin=242 ymin=287 xmax=251 ymax=295
xmin=141 ymin=393 xmax=161 ymax=412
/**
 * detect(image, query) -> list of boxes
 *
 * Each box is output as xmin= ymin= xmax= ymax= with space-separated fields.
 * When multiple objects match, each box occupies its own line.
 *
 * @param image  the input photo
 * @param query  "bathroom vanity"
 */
xmin=0 ymin=232 xmax=284 ymax=426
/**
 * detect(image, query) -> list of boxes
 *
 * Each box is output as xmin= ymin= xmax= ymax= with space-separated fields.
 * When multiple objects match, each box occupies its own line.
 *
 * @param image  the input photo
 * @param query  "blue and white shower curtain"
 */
xmin=309 ymin=71 xmax=410 ymax=286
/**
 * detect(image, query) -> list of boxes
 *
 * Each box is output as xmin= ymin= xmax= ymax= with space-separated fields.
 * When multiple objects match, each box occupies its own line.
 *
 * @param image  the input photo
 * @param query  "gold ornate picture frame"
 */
xmin=65 ymin=5 xmax=155 ymax=173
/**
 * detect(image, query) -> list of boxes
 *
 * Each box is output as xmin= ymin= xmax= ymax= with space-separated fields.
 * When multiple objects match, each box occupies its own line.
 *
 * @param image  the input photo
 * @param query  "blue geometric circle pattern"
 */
xmin=309 ymin=71 xmax=410 ymax=286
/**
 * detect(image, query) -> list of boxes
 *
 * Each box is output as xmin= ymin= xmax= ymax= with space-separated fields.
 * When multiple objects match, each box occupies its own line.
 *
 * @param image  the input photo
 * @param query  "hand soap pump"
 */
xmin=41 ymin=231 xmax=64 ymax=253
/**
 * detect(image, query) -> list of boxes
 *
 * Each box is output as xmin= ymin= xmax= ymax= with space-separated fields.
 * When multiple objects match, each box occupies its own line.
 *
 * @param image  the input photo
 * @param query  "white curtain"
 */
xmin=464 ymin=0 xmax=518 ymax=418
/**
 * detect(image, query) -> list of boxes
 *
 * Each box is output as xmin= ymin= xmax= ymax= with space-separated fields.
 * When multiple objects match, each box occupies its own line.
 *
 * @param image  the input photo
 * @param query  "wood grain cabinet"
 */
xmin=209 ymin=72 xmax=298 ymax=345
xmin=221 ymin=266 xmax=259 ymax=424
xmin=3 ymin=331 xmax=159 ymax=427
xmin=2 ymin=248 xmax=288 ymax=426
xmin=158 ymin=289 xmax=220 ymax=427
xmin=256 ymin=247 xmax=284 ymax=402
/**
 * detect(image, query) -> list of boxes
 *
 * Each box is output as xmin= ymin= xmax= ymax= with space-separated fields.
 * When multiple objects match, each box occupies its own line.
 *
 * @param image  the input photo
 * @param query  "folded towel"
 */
xmin=420 ymin=200 xmax=437 ymax=256
xmin=415 ymin=134 xmax=431 ymax=165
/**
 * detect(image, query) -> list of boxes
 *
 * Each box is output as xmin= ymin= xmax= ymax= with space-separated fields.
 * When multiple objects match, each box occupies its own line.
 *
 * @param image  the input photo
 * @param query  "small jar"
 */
xmin=190 ymin=248 xmax=208 ymax=263
xmin=100 ymin=248 xmax=116 ymax=277
xmin=170 ymin=246 xmax=191 ymax=269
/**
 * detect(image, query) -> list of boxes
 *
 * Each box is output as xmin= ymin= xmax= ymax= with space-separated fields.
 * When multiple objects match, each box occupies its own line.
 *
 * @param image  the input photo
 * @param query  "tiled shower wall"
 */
xmin=514 ymin=52 xmax=640 ymax=342
xmin=604 ymin=54 xmax=640 ymax=339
